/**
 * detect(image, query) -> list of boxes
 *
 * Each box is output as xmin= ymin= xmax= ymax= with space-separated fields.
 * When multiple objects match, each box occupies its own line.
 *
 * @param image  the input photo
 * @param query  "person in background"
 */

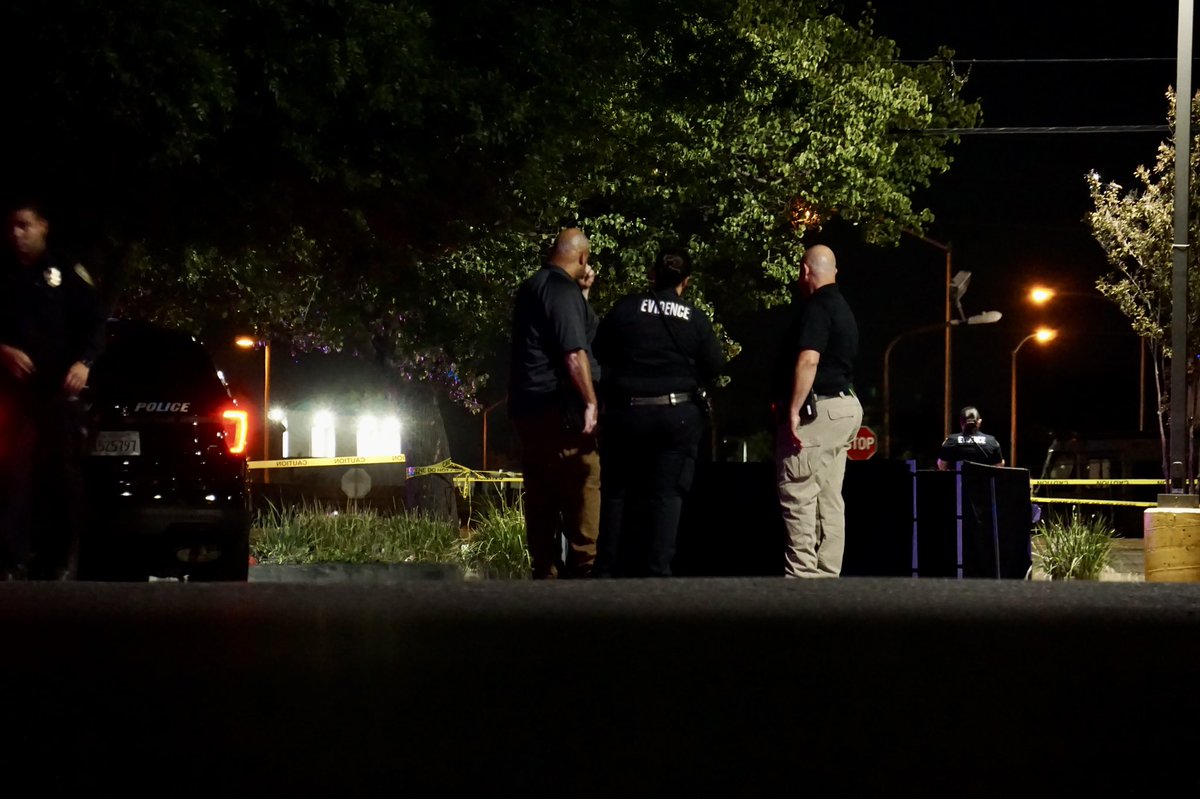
xmin=507 ymin=227 xmax=600 ymax=579
xmin=0 ymin=199 xmax=105 ymax=580
xmin=937 ymin=406 xmax=1006 ymax=469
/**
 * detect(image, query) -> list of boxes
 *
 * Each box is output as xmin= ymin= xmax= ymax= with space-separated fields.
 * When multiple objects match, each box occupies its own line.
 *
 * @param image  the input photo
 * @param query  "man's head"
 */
xmin=651 ymin=247 xmax=692 ymax=293
xmin=547 ymin=227 xmax=590 ymax=280
xmin=960 ymin=406 xmax=982 ymax=434
xmin=7 ymin=201 xmax=49 ymax=266
xmin=800 ymin=244 xmax=837 ymax=296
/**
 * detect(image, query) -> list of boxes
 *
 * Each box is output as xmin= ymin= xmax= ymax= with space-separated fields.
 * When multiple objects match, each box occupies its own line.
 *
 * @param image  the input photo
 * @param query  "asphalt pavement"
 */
xmin=2 ymin=577 xmax=1198 ymax=795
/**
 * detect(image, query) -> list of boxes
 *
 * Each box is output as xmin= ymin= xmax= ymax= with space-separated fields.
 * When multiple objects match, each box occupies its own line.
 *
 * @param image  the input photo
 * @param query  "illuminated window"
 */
xmin=311 ymin=411 xmax=336 ymax=458
xmin=357 ymin=415 xmax=403 ymax=457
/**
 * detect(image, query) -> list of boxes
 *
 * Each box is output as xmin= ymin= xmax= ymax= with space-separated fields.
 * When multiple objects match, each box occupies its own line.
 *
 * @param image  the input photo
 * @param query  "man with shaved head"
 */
xmin=508 ymin=227 xmax=600 ymax=578
xmin=771 ymin=244 xmax=863 ymax=577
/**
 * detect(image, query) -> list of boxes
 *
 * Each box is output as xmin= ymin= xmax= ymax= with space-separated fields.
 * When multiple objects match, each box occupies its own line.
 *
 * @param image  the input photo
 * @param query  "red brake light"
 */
xmin=221 ymin=409 xmax=248 ymax=455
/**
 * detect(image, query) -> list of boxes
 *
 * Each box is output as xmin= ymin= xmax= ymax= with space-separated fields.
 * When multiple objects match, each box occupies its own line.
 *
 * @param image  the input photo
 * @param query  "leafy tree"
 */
xmin=3 ymin=0 xmax=978 ymax=493
xmin=1087 ymin=89 xmax=1200 ymax=479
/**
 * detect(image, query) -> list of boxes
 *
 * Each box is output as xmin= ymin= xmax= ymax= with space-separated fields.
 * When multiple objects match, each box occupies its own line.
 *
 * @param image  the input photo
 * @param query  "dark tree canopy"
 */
xmin=3 ymin=0 xmax=979 ymax=406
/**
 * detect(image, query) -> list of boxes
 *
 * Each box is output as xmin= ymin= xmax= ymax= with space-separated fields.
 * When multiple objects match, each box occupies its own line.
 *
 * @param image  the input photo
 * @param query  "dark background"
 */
xmin=215 ymin=3 xmax=1192 ymax=475
xmin=710 ymin=1 xmax=1188 ymax=470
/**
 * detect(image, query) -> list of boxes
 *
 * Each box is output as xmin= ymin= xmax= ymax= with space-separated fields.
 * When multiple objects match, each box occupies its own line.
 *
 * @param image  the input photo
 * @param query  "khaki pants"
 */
xmin=775 ymin=394 xmax=863 ymax=577
xmin=514 ymin=407 xmax=600 ymax=579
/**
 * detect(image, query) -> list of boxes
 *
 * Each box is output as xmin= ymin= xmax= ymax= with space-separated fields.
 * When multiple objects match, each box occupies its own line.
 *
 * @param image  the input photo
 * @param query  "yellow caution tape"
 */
xmin=1034 ymin=497 xmax=1157 ymax=508
xmin=247 ymin=454 xmax=407 ymax=470
xmin=1030 ymin=479 xmax=1161 ymax=486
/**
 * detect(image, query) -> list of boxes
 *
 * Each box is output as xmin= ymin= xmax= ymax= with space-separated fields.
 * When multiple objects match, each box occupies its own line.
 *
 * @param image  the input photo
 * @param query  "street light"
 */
xmin=1010 ymin=328 xmax=1057 ymax=468
xmin=1028 ymin=285 xmax=1148 ymax=431
xmin=903 ymin=232 xmax=956 ymax=438
xmin=236 ymin=336 xmax=271 ymax=481
xmin=883 ymin=311 xmax=1003 ymax=459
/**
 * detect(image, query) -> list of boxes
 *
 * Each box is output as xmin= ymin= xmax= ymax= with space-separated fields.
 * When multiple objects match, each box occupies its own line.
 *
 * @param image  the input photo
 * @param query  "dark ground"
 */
xmin=3 ymin=577 xmax=1199 ymax=795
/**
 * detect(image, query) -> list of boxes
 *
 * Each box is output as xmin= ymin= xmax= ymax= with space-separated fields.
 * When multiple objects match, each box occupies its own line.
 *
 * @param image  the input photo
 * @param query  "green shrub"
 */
xmin=251 ymin=500 xmax=460 ymax=566
xmin=1032 ymin=508 xmax=1116 ymax=580
xmin=461 ymin=499 xmax=530 ymax=579
xmin=251 ymin=498 xmax=530 ymax=579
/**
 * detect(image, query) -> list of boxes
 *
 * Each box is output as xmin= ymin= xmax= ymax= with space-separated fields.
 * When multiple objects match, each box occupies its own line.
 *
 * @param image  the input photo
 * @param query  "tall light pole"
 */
xmin=904 ymin=232 xmax=955 ymax=438
xmin=236 ymin=336 xmax=271 ymax=482
xmin=884 ymin=311 xmax=1002 ymax=459
xmin=1010 ymin=328 xmax=1056 ymax=468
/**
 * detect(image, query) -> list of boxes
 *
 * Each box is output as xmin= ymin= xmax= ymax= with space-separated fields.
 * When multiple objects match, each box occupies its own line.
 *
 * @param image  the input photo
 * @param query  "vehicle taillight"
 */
xmin=221 ymin=409 xmax=248 ymax=455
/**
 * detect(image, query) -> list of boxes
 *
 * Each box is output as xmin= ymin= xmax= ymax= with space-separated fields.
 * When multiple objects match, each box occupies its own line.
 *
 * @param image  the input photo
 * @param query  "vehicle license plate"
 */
xmin=92 ymin=431 xmax=141 ymax=456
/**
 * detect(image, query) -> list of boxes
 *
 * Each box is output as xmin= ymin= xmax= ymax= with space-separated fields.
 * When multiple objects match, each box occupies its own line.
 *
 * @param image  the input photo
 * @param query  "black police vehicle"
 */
xmin=79 ymin=319 xmax=251 ymax=581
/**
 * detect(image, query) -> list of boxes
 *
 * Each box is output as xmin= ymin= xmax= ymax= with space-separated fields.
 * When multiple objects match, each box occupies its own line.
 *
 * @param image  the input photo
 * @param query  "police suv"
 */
xmin=79 ymin=319 xmax=250 ymax=581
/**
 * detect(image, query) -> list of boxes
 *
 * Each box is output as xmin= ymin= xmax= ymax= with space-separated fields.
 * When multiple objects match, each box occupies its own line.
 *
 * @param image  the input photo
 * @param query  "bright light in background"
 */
xmin=1029 ymin=287 xmax=1055 ymax=304
xmin=383 ymin=416 xmax=402 ymax=455
xmin=312 ymin=410 xmax=336 ymax=458
xmin=269 ymin=408 xmax=288 ymax=458
xmin=357 ymin=414 xmax=378 ymax=456
xmin=1035 ymin=327 xmax=1057 ymax=343
xmin=357 ymin=415 xmax=403 ymax=456
xmin=235 ymin=336 xmax=257 ymax=349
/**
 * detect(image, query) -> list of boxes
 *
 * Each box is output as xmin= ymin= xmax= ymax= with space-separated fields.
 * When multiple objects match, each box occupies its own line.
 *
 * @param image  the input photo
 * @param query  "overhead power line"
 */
xmin=921 ymin=125 xmax=1169 ymax=135
xmin=898 ymin=57 xmax=1185 ymax=65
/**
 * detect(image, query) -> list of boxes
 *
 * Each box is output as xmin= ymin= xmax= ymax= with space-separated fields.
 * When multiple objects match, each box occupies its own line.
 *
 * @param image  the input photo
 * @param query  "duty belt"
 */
xmin=628 ymin=392 xmax=692 ymax=407
xmin=813 ymin=388 xmax=855 ymax=402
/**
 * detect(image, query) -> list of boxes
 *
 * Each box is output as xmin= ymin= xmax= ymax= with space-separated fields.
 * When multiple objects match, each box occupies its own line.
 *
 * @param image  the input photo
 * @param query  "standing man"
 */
xmin=0 ymin=200 xmax=106 ymax=580
xmin=508 ymin=227 xmax=600 ymax=579
xmin=937 ymin=406 xmax=1006 ymax=469
xmin=772 ymin=244 xmax=862 ymax=578
xmin=592 ymin=247 xmax=724 ymax=577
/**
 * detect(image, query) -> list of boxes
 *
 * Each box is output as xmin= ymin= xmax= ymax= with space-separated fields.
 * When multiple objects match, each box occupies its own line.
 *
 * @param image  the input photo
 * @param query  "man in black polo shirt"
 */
xmin=772 ymin=244 xmax=863 ymax=577
xmin=508 ymin=228 xmax=600 ymax=579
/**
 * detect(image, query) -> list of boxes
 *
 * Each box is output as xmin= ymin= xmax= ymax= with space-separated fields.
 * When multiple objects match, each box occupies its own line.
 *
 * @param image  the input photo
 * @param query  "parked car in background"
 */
xmin=79 ymin=319 xmax=250 ymax=581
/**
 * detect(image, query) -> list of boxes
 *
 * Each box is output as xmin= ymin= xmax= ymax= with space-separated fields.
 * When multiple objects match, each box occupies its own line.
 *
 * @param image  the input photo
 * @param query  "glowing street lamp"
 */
xmin=1010 ymin=328 xmax=1057 ymax=468
xmin=236 ymin=336 xmax=271 ymax=480
xmin=883 ymin=311 xmax=1002 ymax=459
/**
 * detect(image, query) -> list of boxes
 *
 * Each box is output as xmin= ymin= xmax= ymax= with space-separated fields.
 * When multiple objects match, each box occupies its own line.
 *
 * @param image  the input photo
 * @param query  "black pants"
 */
xmin=595 ymin=402 xmax=703 ymax=578
xmin=0 ymin=386 xmax=86 ymax=579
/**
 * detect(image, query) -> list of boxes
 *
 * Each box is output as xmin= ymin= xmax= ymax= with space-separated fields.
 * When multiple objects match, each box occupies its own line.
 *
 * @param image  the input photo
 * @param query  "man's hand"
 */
xmin=789 ymin=412 xmax=804 ymax=449
xmin=583 ymin=402 xmax=599 ymax=436
xmin=578 ymin=265 xmax=596 ymax=299
xmin=63 ymin=361 xmax=90 ymax=395
xmin=0 ymin=344 xmax=34 ymax=380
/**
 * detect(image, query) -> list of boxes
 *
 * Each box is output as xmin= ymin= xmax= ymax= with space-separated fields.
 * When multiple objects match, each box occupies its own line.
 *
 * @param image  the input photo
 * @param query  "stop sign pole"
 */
xmin=848 ymin=425 xmax=878 ymax=461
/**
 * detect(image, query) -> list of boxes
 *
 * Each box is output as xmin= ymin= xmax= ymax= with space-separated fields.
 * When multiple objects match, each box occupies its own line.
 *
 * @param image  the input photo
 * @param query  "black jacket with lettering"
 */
xmin=0 ymin=249 xmax=105 ymax=395
xmin=594 ymin=288 xmax=725 ymax=399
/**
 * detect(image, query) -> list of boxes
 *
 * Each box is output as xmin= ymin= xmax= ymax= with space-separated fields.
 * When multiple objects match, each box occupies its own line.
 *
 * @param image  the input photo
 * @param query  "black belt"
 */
xmin=813 ymin=389 xmax=854 ymax=402
xmin=628 ymin=392 xmax=692 ymax=407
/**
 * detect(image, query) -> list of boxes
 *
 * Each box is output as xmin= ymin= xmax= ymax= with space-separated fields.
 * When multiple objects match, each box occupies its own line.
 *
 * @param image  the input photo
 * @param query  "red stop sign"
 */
xmin=847 ymin=425 xmax=878 ymax=460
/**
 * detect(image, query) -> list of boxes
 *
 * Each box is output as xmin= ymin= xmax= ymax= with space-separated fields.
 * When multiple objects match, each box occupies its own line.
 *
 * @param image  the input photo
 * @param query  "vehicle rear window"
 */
xmin=90 ymin=325 xmax=227 ymax=401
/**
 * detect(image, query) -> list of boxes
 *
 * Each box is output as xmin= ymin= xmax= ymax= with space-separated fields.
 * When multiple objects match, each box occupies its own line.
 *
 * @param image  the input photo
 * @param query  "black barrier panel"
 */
xmin=676 ymin=462 xmax=783 ymax=576
xmin=915 ymin=466 xmax=1033 ymax=578
xmin=915 ymin=470 xmax=960 ymax=577
xmin=676 ymin=459 xmax=915 ymax=577
xmin=960 ymin=463 xmax=1033 ymax=579
xmin=842 ymin=459 xmax=916 ymax=577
